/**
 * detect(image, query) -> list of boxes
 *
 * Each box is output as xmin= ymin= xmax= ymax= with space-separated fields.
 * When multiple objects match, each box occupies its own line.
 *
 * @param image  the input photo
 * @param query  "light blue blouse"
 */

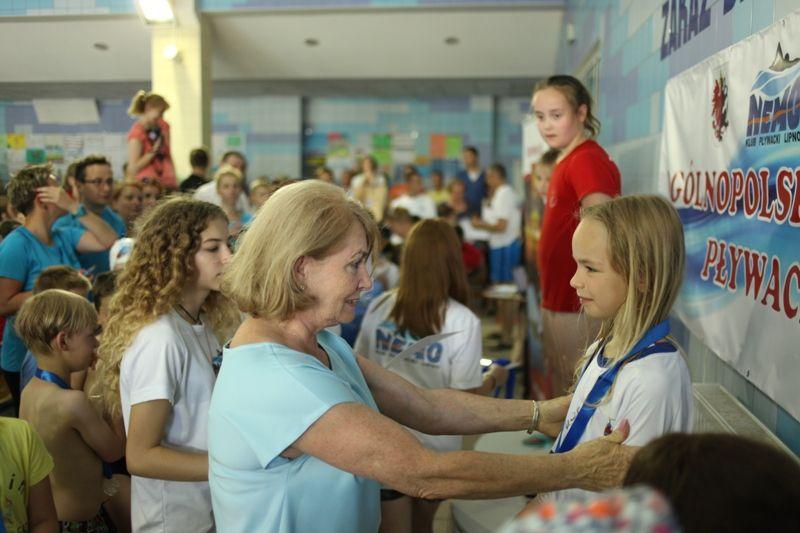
xmin=208 ymin=329 xmax=381 ymax=533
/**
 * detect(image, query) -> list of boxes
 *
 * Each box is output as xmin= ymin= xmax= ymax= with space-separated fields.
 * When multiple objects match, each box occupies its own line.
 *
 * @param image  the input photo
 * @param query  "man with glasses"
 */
xmin=53 ymin=155 xmax=126 ymax=275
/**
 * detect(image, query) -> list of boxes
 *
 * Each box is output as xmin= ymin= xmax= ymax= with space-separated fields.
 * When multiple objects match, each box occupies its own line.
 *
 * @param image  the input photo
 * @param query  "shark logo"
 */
xmin=746 ymin=43 xmax=800 ymax=140
xmin=769 ymin=43 xmax=800 ymax=72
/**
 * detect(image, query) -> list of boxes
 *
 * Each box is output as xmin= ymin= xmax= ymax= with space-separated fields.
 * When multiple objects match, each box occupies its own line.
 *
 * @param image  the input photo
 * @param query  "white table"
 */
xmin=450 ymin=431 xmax=551 ymax=532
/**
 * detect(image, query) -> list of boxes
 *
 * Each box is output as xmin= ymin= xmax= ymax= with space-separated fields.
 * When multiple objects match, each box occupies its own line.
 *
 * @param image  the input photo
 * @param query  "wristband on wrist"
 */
xmin=526 ymin=400 xmax=541 ymax=434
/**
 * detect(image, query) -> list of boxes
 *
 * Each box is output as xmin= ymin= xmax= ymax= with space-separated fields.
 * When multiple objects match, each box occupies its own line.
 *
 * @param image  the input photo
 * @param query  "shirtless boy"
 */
xmin=17 ymin=289 xmax=124 ymax=530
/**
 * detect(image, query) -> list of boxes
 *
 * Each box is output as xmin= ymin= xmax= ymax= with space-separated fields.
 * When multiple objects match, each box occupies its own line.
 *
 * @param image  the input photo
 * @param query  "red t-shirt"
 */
xmin=461 ymin=241 xmax=482 ymax=274
xmin=537 ymin=140 xmax=621 ymax=312
xmin=127 ymin=118 xmax=177 ymax=190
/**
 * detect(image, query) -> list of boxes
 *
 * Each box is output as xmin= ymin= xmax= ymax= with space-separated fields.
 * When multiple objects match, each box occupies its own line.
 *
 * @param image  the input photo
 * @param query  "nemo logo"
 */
xmin=745 ymin=44 xmax=800 ymax=142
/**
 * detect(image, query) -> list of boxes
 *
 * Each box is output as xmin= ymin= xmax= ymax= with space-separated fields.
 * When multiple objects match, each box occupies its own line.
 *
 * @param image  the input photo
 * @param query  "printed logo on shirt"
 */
xmin=375 ymin=320 xmax=443 ymax=367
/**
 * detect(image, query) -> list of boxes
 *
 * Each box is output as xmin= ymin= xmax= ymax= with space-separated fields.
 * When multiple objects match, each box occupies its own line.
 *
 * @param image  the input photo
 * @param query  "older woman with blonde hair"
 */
xmin=208 ymin=180 xmax=636 ymax=533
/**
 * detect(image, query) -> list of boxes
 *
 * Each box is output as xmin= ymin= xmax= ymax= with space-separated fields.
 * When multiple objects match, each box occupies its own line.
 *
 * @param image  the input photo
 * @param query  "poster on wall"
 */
xmin=372 ymin=134 xmax=392 ymax=168
xmin=658 ymin=11 xmax=800 ymax=419
xmin=521 ymin=118 xmax=548 ymax=176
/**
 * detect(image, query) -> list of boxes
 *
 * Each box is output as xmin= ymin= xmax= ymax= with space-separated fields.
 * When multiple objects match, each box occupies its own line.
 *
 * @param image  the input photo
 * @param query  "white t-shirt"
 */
xmin=350 ymin=173 xmax=387 ymax=190
xmin=373 ymin=258 xmax=400 ymax=290
xmin=194 ymin=180 xmax=251 ymax=213
xmin=482 ymin=183 xmax=521 ymax=249
xmin=355 ymin=294 xmax=483 ymax=452
xmin=390 ymin=194 xmax=437 ymax=220
xmin=551 ymin=339 xmax=693 ymax=502
xmin=120 ymin=311 xmax=222 ymax=533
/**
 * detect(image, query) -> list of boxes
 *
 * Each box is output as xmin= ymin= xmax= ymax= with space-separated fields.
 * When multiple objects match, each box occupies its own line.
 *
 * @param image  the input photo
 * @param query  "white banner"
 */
xmin=659 ymin=10 xmax=800 ymax=419
xmin=522 ymin=118 xmax=548 ymax=174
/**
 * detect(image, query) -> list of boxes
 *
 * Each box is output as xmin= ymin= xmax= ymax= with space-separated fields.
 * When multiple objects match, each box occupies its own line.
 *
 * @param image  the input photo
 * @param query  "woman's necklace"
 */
xmin=176 ymin=303 xmax=201 ymax=325
xmin=174 ymin=305 xmax=219 ymax=367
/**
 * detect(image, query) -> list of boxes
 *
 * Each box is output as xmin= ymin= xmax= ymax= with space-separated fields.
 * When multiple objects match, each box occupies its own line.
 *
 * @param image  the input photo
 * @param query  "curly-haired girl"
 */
xmin=94 ymin=196 xmax=240 ymax=532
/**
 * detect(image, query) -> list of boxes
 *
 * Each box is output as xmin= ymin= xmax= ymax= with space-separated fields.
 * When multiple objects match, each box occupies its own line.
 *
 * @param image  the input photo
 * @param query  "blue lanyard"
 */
xmin=34 ymin=367 xmax=114 ymax=479
xmin=34 ymin=368 xmax=70 ymax=389
xmin=553 ymin=320 xmax=672 ymax=453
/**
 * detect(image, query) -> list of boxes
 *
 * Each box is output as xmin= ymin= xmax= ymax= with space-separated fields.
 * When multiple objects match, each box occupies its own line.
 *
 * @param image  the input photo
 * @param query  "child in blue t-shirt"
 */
xmin=0 ymin=164 xmax=117 ymax=414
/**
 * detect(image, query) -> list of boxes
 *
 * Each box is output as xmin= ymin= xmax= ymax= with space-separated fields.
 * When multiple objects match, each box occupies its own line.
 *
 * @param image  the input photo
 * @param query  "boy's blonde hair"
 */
xmin=575 ymin=194 xmax=685 ymax=383
xmin=33 ymin=266 xmax=91 ymax=295
xmin=16 ymin=289 xmax=97 ymax=357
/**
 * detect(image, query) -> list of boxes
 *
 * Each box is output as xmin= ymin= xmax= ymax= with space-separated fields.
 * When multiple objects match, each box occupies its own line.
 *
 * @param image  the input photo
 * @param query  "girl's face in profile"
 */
xmin=569 ymin=218 xmax=627 ymax=320
xmin=193 ymin=218 xmax=232 ymax=293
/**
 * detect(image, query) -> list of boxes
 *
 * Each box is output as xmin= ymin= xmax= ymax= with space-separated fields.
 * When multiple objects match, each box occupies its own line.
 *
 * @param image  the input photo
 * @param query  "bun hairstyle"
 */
xmin=534 ymin=75 xmax=601 ymax=138
xmin=127 ymin=90 xmax=170 ymax=117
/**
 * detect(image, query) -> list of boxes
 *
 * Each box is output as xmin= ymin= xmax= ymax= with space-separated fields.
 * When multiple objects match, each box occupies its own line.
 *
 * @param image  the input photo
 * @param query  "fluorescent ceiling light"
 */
xmin=137 ymin=0 xmax=174 ymax=23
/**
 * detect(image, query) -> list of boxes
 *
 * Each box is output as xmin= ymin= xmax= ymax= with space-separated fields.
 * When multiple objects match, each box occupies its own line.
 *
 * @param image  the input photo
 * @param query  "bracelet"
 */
xmin=526 ymin=400 xmax=540 ymax=435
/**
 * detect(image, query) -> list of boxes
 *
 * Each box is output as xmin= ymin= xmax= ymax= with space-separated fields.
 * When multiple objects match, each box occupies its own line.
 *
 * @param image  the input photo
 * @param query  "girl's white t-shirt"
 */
xmin=355 ymin=294 xmax=483 ymax=452
xmin=483 ymin=183 xmax=521 ymax=249
xmin=551 ymin=339 xmax=694 ymax=501
xmin=120 ymin=310 xmax=221 ymax=533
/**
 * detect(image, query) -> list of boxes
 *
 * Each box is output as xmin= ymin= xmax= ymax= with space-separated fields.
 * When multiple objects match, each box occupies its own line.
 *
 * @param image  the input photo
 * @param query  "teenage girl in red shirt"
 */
xmin=532 ymin=75 xmax=621 ymax=395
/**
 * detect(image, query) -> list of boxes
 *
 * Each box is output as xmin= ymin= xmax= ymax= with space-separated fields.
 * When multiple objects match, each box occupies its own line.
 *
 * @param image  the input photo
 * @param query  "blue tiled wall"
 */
xmin=306 ymin=97 xmax=486 ymax=183
xmin=212 ymin=96 xmax=303 ymax=179
xmin=0 ymin=0 xmax=136 ymax=16
xmin=556 ymin=0 xmax=800 ymax=453
xmin=303 ymin=96 xmax=527 ymax=186
xmin=200 ymin=0 xmax=560 ymax=12
xmin=1 ymin=0 xmax=561 ymax=16
xmin=0 ymin=97 xmax=303 ymax=181
xmin=2 ymin=95 xmax=529 ymax=187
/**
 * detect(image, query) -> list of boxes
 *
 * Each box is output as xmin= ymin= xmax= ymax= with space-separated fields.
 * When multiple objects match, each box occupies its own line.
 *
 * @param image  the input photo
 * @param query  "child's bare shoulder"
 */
xmin=57 ymin=389 xmax=100 ymax=422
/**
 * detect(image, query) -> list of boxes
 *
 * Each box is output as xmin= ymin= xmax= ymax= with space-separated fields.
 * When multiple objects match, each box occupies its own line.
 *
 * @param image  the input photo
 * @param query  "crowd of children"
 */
xmin=0 ymin=77 xmax=797 ymax=533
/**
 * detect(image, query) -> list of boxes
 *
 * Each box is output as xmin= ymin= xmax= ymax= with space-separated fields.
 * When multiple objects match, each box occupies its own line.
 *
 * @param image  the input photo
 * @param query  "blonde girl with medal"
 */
xmin=93 ymin=197 xmax=240 ymax=532
xmin=542 ymin=194 xmax=694 ymax=503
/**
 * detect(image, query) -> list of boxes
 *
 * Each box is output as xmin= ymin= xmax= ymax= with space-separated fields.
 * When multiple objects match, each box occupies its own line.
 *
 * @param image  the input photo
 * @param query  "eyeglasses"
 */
xmin=84 ymin=178 xmax=115 ymax=187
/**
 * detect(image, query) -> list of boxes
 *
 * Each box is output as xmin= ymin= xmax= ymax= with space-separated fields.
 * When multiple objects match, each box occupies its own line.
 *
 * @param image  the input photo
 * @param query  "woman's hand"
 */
xmin=486 ymin=365 xmax=509 ymax=390
xmin=37 ymin=186 xmax=78 ymax=214
xmin=565 ymin=420 xmax=639 ymax=491
xmin=536 ymin=395 xmax=572 ymax=437
xmin=150 ymin=136 xmax=163 ymax=154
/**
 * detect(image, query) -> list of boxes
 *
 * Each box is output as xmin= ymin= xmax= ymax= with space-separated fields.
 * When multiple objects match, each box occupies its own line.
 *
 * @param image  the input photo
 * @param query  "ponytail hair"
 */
xmin=534 ymin=75 xmax=601 ymax=138
xmin=127 ymin=90 xmax=170 ymax=117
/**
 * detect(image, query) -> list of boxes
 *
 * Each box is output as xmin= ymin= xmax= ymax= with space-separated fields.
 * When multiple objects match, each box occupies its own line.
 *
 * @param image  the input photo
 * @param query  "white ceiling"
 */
xmin=0 ymin=16 xmax=151 ymax=83
xmin=0 ymin=6 xmax=562 ymax=98
xmin=209 ymin=8 xmax=562 ymax=80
